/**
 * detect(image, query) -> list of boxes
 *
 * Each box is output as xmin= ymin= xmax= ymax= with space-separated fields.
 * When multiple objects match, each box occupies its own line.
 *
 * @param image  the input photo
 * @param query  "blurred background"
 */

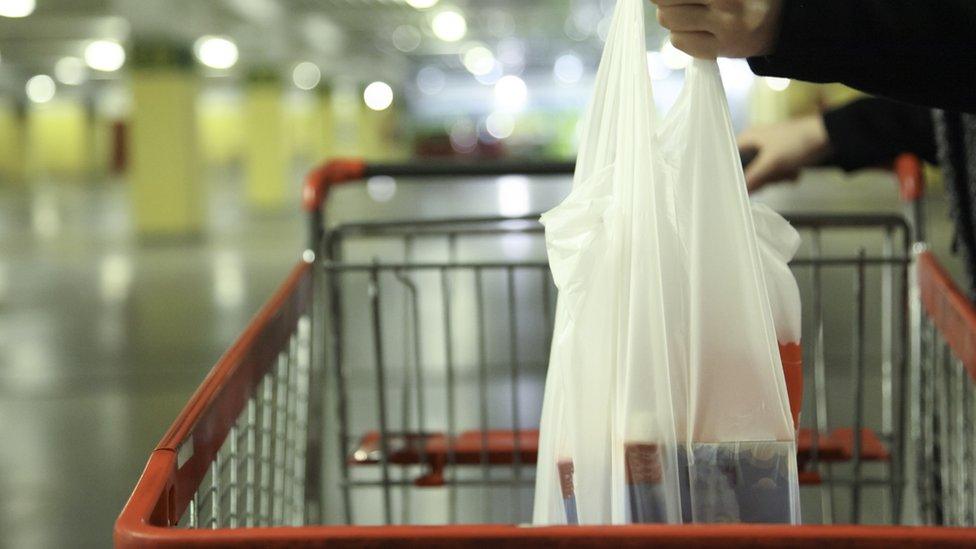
xmin=0 ymin=0 xmax=959 ymax=547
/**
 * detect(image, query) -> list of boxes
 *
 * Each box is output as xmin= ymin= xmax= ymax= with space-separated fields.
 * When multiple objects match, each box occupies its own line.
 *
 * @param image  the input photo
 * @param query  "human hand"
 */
xmin=738 ymin=115 xmax=832 ymax=192
xmin=650 ymin=0 xmax=784 ymax=59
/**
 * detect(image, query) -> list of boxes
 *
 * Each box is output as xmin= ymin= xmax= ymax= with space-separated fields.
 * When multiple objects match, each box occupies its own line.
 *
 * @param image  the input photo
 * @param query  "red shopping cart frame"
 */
xmin=918 ymin=251 xmax=976 ymax=381
xmin=119 ymin=155 xmax=976 ymax=547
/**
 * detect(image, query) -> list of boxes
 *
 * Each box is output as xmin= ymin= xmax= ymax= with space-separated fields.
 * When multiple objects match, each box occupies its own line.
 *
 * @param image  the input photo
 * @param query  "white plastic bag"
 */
xmin=533 ymin=0 xmax=801 ymax=525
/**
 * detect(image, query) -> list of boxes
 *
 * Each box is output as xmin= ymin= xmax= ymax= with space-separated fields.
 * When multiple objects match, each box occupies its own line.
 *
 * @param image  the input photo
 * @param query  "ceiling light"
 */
xmin=553 ymin=53 xmax=584 ymax=85
xmin=485 ymin=112 xmax=515 ymax=139
xmin=292 ymin=61 xmax=321 ymax=90
xmin=194 ymin=36 xmax=239 ymax=70
xmin=764 ymin=77 xmax=791 ymax=92
xmin=494 ymin=75 xmax=528 ymax=112
xmin=0 ymin=0 xmax=35 ymax=18
xmin=431 ymin=9 xmax=466 ymax=42
xmin=26 ymin=75 xmax=56 ymax=104
xmin=55 ymin=57 xmax=86 ymax=86
xmin=85 ymin=40 xmax=126 ymax=72
xmin=462 ymin=45 xmax=495 ymax=76
xmin=363 ymin=81 xmax=394 ymax=111
xmin=406 ymin=0 xmax=438 ymax=8
xmin=392 ymin=25 xmax=422 ymax=52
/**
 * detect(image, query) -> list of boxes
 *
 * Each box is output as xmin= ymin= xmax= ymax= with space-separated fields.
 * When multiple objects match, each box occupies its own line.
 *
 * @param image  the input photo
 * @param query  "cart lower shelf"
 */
xmin=350 ymin=427 xmax=889 ymax=487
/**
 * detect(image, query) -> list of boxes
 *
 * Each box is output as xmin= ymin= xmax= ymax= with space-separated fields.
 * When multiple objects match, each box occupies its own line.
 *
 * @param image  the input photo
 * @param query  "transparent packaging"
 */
xmin=533 ymin=0 xmax=801 ymax=525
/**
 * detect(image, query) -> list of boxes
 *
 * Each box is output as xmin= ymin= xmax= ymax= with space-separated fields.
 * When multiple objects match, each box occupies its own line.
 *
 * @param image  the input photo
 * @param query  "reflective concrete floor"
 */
xmin=0 ymin=166 xmax=961 ymax=547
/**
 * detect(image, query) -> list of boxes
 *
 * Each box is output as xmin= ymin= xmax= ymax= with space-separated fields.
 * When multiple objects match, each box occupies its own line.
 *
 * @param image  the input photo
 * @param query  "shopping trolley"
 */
xmin=116 ymin=155 xmax=976 ymax=547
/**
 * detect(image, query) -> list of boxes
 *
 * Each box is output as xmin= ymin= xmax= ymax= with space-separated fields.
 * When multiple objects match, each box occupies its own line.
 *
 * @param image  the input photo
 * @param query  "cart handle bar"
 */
xmin=894 ymin=153 xmax=925 ymax=203
xmin=302 ymin=159 xmax=576 ymax=213
xmin=918 ymin=250 xmax=976 ymax=383
xmin=302 ymin=154 xmax=926 ymax=214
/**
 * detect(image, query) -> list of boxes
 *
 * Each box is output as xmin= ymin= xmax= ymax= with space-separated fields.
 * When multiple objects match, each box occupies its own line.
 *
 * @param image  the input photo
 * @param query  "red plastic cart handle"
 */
xmin=302 ymin=159 xmax=367 ymax=213
xmin=894 ymin=153 xmax=925 ymax=204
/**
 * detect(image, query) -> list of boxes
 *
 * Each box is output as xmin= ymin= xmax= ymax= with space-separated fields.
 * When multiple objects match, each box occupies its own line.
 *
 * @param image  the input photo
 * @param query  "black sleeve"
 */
xmin=820 ymin=97 xmax=937 ymax=171
xmin=748 ymin=0 xmax=976 ymax=114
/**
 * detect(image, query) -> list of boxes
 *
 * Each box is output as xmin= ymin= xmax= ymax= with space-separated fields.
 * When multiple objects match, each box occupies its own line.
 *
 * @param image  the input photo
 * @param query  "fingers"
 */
xmin=736 ymin=128 xmax=760 ymax=151
xmin=744 ymin=153 xmax=777 ymax=192
xmin=744 ymin=151 xmax=798 ymax=192
xmin=656 ymin=4 xmax=712 ymax=32
xmin=670 ymin=31 xmax=719 ymax=58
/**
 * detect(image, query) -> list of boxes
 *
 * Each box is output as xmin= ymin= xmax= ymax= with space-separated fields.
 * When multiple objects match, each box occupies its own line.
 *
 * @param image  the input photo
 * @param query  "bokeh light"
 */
xmin=292 ymin=62 xmax=321 ymax=90
xmin=0 ymin=0 xmax=35 ymax=18
xmin=194 ymin=36 xmax=239 ymax=70
xmin=485 ymin=112 xmax=515 ymax=139
xmin=54 ymin=57 xmax=86 ymax=86
xmin=392 ymin=25 xmax=422 ymax=52
xmin=363 ymin=81 xmax=394 ymax=111
xmin=462 ymin=45 xmax=495 ymax=76
xmin=406 ymin=0 xmax=438 ymax=8
xmin=764 ymin=77 xmax=791 ymax=92
xmin=26 ymin=74 xmax=56 ymax=104
xmin=84 ymin=40 xmax=126 ymax=72
xmin=367 ymin=176 xmax=397 ymax=202
xmin=553 ymin=53 xmax=584 ymax=85
xmin=431 ymin=9 xmax=467 ymax=42
xmin=494 ymin=75 xmax=528 ymax=112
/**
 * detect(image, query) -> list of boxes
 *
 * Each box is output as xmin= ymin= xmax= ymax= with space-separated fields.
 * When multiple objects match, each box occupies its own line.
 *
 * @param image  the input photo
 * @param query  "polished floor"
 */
xmin=0 ymin=165 xmax=962 ymax=547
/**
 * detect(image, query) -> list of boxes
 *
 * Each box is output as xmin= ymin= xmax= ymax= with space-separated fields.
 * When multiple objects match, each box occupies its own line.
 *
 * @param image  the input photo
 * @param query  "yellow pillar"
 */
xmin=198 ymin=91 xmax=244 ymax=169
xmin=357 ymin=105 xmax=381 ymax=160
xmin=243 ymin=70 xmax=288 ymax=209
xmin=26 ymin=98 xmax=90 ymax=179
xmin=129 ymin=42 xmax=203 ymax=237
xmin=331 ymin=85 xmax=360 ymax=157
xmin=0 ymin=100 xmax=27 ymax=185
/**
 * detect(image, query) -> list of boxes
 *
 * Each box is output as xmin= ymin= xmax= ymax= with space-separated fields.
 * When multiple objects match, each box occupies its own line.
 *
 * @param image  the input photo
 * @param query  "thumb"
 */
xmin=737 ymin=129 xmax=760 ymax=151
xmin=744 ymin=150 xmax=779 ymax=193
